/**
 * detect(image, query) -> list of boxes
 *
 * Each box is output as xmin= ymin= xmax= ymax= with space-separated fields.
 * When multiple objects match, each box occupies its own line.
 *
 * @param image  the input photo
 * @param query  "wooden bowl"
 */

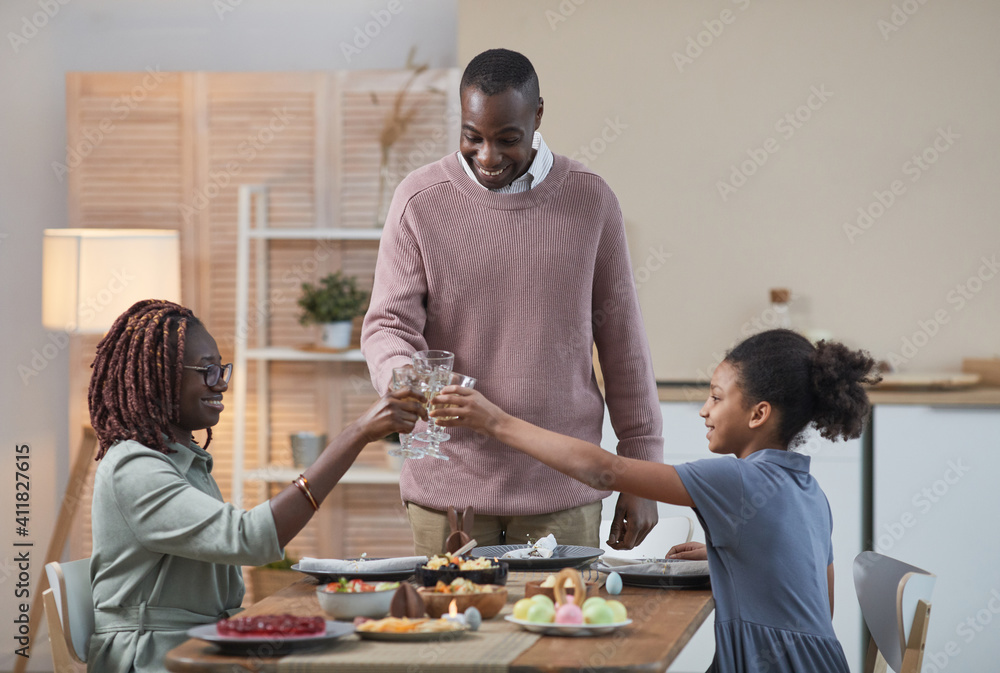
xmin=524 ymin=580 xmax=600 ymax=602
xmin=416 ymin=586 xmax=508 ymax=619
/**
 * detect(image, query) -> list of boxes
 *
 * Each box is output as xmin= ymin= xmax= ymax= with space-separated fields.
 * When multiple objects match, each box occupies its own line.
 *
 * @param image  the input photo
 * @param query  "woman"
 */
xmin=86 ymin=299 xmax=424 ymax=672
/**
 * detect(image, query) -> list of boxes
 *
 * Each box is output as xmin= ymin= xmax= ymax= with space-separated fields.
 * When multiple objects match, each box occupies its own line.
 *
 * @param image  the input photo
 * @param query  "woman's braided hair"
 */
xmin=89 ymin=299 xmax=212 ymax=459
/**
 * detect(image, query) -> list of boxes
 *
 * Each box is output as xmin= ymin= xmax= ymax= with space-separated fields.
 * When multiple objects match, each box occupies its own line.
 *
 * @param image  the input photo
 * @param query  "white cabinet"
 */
xmin=872 ymin=405 xmax=1000 ymax=673
xmin=602 ymin=400 xmax=864 ymax=672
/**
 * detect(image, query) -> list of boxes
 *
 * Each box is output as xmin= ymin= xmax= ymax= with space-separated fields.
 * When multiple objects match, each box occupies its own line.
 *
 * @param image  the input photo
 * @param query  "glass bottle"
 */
xmin=770 ymin=288 xmax=792 ymax=329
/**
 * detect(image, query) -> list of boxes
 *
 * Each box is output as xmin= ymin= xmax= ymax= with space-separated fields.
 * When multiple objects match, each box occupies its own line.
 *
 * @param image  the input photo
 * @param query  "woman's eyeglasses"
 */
xmin=183 ymin=363 xmax=233 ymax=387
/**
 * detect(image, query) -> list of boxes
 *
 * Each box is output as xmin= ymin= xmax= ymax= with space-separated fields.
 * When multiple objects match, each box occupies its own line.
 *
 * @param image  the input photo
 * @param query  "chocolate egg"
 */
xmin=389 ymin=583 xmax=425 ymax=618
xmin=606 ymin=571 xmax=623 ymax=595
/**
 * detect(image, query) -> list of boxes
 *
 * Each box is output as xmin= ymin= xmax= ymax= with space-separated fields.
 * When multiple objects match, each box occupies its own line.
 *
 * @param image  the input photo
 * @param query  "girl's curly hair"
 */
xmin=725 ymin=329 xmax=881 ymax=446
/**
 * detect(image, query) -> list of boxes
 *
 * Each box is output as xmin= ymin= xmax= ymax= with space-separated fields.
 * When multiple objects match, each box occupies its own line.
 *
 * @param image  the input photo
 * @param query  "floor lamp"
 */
xmin=17 ymin=229 xmax=181 ymax=673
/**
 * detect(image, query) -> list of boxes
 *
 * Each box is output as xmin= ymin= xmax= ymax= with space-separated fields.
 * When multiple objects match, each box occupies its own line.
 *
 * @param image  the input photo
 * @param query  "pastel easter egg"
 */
xmin=606 ymin=599 xmax=628 ymax=623
xmin=554 ymin=602 xmax=584 ymax=625
xmin=463 ymin=606 xmax=482 ymax=631
xmin=527 ymin=601 xmax=555 ymax=623
xmin=605 ymin=572 xmax=623 ymax=595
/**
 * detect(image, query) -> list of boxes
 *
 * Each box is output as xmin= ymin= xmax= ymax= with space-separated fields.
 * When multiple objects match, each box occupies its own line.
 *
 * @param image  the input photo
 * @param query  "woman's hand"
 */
xmin=356 ymin=388 xmax=427 ymax=444
xmin=429 ymin=386 xmax=506 ymax=436
xmin=666 ymin=541 xmax=707 ymax=561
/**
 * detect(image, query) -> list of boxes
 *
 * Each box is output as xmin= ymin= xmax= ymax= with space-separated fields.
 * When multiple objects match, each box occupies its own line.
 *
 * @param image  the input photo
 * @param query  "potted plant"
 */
xmin=298 ymin=272 xmax=369 ymax=349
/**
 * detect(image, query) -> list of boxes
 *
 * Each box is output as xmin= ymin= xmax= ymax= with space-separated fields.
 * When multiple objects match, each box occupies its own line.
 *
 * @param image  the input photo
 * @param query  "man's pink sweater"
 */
xmin=361 ymin=153 xmax=663 ymax=516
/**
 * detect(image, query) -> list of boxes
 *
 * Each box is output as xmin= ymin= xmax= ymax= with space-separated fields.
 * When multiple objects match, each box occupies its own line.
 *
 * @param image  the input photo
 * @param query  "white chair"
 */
xmin=599 ymin=515 xmax=694 ymax=559
xmin=42 ymin=559 xmax=93 ymax=669
xmin=854 ymin=551 xmax=935 ymax=673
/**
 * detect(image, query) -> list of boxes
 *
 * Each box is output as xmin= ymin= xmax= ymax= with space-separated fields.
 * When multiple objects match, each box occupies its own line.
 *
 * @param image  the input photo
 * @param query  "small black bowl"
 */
xmin=413 ymin=560 xmax=509 ymax=588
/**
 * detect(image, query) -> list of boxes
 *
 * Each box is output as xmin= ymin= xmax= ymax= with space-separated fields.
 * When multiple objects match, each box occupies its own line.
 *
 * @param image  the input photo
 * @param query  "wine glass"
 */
xmin=432 ymin=372 xmax=477 ymax=425
xmin=420 ymin=371 xmax=477 ymax=461
xmin=390 ymin=366 xmax=426 ymax=460
xmin=412 ymin=350 xmax=454 ymax=448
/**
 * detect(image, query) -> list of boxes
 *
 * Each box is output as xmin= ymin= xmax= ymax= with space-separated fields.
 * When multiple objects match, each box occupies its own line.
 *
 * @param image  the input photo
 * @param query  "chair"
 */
xmin=599 ymin=515 xmax=694 ymax=559
xmin=42 ymin=559 xmax=93 ymax=669
xmin=853 ymin=551 xmax=935 ymax=673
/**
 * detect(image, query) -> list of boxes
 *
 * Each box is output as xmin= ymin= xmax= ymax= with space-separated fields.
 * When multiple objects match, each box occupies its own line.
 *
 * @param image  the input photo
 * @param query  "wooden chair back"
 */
xmin=854 ymin=551 xmax=935 ymax=673
xmin=43 ymin=559 xmax=93 ymax=665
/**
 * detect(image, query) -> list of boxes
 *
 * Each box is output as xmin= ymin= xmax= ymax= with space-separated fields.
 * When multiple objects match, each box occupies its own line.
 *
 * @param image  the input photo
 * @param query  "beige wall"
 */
xmin=459 ymin=0 xmax=1000 ymax=379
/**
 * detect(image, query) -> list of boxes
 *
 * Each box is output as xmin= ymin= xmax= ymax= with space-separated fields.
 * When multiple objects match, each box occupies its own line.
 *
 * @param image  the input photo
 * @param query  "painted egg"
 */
xmin=555 ymin=602 xmax=584 ymax=624
xmin=606 ymin=571 xmax=623 ymax=595
xmin=463 ymin=606 xmax=482 ymax=631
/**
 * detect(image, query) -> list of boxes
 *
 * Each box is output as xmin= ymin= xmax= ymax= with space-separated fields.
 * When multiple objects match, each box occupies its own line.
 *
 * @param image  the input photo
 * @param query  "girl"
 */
xmin=432 ymin=329 xmax=877 ymax=673
xmin=87 ymin=300 xmax=424 ymax=672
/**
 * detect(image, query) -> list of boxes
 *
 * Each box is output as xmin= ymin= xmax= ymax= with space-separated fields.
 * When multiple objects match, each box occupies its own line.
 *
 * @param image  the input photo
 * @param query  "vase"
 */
xmin=320 ymin=321 xmax=353 ymax=349
xmin=290 ymin=432 xmax=327 ymax=468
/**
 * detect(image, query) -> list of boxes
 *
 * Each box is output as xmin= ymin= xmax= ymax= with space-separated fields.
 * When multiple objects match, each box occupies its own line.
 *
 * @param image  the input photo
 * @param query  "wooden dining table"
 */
xmin=165 ymin=572 xmax=714 ymax=673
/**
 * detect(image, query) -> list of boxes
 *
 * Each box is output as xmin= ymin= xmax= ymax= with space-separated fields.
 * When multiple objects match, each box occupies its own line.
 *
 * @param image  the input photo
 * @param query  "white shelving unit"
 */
xmin=231 ymin=184 xmax=395 ymax=507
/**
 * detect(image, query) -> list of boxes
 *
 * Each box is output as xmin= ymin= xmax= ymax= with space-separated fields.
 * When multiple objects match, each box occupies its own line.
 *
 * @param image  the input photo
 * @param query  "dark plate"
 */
xmin=471 ymin=545 xmax=604 ymax=570
xmin=291 ymin=560 xmax=417 ymax=583
xmin=414 ymin=561 xmax=508 ymax=587
xmin=187 ymin=621 xmax=354 ymax=655
xmin=592 ymin=562 xmax=711 ymax=589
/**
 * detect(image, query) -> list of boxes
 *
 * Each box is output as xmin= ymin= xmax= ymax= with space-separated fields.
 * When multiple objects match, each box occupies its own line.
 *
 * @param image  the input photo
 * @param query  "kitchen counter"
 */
xmin=656 ymin=382 xmax=1000 ymax=407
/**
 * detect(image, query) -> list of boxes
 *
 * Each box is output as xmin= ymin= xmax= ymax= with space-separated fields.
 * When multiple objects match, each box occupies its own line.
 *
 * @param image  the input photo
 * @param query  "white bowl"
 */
xmin=316 ymin=585 xmax=396 ymax=620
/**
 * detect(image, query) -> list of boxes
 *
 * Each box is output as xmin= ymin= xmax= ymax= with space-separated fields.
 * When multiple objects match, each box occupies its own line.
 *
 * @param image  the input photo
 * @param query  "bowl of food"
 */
xmin=524 ymin=572 xmax=599 ymax=601
xmin=414 ymin=554 xmax=508 ymax=587
xmin=416 ymin=578 xmax=508 ymax=619
xmin=316 ymin=578 xmax=399 ymax=620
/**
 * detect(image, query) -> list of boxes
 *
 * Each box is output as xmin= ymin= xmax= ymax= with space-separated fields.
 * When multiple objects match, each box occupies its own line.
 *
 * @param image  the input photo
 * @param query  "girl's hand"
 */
xmin=429 ymin=386 xmax=505 ymax=436
xmin=666 ymin=541 xmax=707 ymax=561
xmin=356 ymin=388 xmax=427 ymax=443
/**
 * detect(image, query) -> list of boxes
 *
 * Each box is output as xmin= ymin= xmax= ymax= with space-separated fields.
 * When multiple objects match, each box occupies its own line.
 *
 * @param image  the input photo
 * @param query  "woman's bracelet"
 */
xmin=292 ymin=474 xmax=319 ymax=511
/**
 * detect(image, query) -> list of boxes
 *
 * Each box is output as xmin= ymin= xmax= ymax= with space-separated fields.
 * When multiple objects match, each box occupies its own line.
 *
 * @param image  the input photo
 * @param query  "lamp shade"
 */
xmin=42 ymin=228 xmax=181 ymax=333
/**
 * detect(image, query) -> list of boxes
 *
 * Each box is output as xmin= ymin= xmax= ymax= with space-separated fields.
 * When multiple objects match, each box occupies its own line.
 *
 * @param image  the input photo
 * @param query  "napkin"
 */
xmin=296 ymin=556 xmax=427 ymax=573
xmin=599 ymin=555 xmax=660 ymax=568
xmin=594 ymin=559 xmax=709 ymax=576
xmin=501 ymin=533 xmax=557 ymax=559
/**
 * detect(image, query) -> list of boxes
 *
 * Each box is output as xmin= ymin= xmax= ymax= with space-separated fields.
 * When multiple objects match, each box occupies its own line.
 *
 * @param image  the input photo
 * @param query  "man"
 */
xmin=361 ymin=48 xmax=662 ymax=556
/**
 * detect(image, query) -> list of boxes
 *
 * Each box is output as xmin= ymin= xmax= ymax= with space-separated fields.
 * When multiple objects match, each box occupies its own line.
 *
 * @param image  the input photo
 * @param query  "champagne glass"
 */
xmin=390 ymin=366 xmax=425 ymax=459
xmin=412 ymin=350 xmax=454 ymax=447
xmin=421 ymin=371 xmax=476 ymax=461
xmin=433 ymin=372 xmax=477 ymax=424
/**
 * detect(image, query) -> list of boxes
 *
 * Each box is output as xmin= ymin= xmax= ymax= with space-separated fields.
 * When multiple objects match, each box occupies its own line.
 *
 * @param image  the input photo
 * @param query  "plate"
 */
xmin=592 ymin=562 xmax=711 ymax=589
xmin=291 ymin=560 xmax=417 ymax=583
xmin=187 ymin=621 xmax=354 ymax=655
xmin=356 ymin=626 xmax=470 ymax=642
xmin=504 ymin=615 xmax=632 ymax=637
xmin=470 ymin=545 xmax=604 ymax=570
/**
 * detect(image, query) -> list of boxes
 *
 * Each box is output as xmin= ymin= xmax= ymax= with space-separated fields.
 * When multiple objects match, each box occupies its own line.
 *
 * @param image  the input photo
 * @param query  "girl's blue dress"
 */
xmin=675 ymin=449 xmax=850 ymax=673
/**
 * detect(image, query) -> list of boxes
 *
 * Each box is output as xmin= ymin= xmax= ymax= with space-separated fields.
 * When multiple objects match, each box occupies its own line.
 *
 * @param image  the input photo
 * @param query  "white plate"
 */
xmin=504 ymin=615 xmax=632 ymax=637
